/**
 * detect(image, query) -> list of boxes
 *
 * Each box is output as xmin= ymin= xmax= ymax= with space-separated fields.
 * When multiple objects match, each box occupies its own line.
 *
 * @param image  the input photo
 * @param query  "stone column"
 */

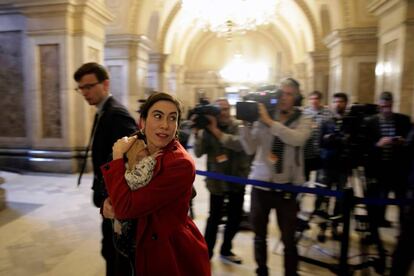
xmin=0 ymin=0 xmax=113 ymax=173
xmin=148 ymin=53 xmax=168 ymax=93
xmin=307 ymin=51 xmax=330 ymax=104
xmin=105 ymin=34 xmax=152 ymax=116
xmin=368 ymin=0 xmax=414 ymax=116
xmin=324 ymin=27 xmax=378 ymax=104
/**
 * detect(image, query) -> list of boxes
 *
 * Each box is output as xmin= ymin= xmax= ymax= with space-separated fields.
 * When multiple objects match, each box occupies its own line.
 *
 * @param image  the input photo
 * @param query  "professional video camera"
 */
xmin=189 ymin=103 xmax=221 ymax=129
xmin=236 ymin=86 xmax=282 ymax=122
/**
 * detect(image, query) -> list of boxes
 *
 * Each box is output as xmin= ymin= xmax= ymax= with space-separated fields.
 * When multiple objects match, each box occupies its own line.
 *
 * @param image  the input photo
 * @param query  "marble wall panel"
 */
xmin=108 ymin=65 xmax=123 ymax=101
xmin=0 ymin=31 xmax=25 ymax=137
xmin=357 ymin=62 xmax=376 ymax=103
xmin=88 ymin=46 xmax=99 ymax=62
xmin=39 ymin=44 xmax=62 ymax=138
xmin=383 ymin=39 xmax=397 ymax=92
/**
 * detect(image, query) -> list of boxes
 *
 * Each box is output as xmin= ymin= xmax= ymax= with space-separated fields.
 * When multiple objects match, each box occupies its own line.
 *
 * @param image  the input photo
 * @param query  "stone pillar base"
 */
xmin=0 ymin=148 xmax=91 ymax=174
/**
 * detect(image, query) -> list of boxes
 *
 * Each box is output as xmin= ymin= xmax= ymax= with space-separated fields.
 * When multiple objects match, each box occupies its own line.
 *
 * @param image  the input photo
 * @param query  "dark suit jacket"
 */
xmin=92 ymin=96 xmax=137 ymax=207
xmin=363 ymin=112 xmax=412 ymax=178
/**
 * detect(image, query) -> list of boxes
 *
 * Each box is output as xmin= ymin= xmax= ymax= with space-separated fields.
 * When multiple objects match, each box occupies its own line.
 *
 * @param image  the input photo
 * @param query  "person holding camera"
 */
xmin=239 ymin=78 xmax=311 ymax=276
xmin=316 ymin=92 xmax=355 ymax=241
xmin=193 ymin=98 xmax=251 ymax=264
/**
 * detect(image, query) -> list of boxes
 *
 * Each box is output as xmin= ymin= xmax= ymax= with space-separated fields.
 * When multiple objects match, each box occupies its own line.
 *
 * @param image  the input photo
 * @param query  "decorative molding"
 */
xmin=324 ymin=27 xmax=378 ymax=48
xmin=105 ymin=33 xmax=153 ymax=51
xmin=367 ymin=0 xmax=401 ymax=16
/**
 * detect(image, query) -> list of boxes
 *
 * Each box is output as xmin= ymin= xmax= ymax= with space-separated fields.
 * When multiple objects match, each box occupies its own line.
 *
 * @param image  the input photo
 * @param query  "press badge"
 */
xmin=216 ymin=154 xmax=228 ymax=163
xmin=268 ymin=153 xmax=278 ymax=164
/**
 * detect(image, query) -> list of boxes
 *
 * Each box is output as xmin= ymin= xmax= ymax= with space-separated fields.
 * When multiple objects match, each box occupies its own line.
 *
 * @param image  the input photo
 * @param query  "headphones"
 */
xmin=283 ymin=77 xmax=303 ymax=106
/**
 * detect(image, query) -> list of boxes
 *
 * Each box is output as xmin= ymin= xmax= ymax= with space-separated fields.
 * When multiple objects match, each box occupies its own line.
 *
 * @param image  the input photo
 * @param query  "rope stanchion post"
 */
xmin=339 ymin=187 xmax=354 ymax=276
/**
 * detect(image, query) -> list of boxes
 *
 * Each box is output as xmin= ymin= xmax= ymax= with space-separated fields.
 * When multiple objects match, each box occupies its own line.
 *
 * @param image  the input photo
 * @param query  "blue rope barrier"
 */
xmin=195 ymin=170 xmax=414 ymax=206
xmin=195 ymin=170 xmax=343 ymax=198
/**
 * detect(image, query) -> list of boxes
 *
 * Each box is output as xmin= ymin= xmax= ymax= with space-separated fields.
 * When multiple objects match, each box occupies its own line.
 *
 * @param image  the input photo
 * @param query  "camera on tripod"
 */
xmin=236 ymin=88 xmax=282 ymax=122
xmin=190 ymin=103 xmax=221 ymax=129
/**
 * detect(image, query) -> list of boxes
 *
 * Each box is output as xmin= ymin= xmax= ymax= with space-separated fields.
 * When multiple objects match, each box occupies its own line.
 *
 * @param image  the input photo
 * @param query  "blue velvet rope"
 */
xmin=195 ymin=170 xmax=413 ymax=206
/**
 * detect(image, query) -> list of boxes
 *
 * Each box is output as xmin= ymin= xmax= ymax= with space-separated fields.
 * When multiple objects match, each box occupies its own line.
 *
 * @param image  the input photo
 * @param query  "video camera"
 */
xmin=236 ymin=87 xmax=282 ymax=122
xmin=189 ymin=103 xmax=221 ymax=129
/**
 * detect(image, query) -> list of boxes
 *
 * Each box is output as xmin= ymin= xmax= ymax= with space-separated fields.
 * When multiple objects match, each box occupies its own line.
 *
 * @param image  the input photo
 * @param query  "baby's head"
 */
xmin=126 ymin=138 xmax=148 ymax=169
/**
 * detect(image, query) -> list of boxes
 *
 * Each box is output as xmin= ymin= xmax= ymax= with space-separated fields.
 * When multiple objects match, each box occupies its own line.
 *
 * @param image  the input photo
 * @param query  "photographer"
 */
xmin=193 ymin=98 xmax=251 ymax=264
xmin=239 ymin=78 xmax=311 ymax=276
xmin=316 ymin=92 xmax=353 ymax=241
xmin=303 ymin=91 xmax=333 ymax=181
xmin=362 ymin=92 xmax=411 ymax=273
xmin=363 ymin=91 xmax=411 ymax=226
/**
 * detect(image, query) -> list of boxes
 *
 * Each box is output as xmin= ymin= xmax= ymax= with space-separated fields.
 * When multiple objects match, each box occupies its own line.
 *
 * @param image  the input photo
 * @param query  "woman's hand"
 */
xmin=102 ymin=198 xmax=115 ymax=219
xmin=113 ymin=135 xmax=137 ymax=160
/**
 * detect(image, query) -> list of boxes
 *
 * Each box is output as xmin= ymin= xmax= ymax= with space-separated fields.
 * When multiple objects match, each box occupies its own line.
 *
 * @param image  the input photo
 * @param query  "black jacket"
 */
xmin=92 ymin=96 xmax=137 ymax=206
xmin=362 ymin=112 xmax=411 ymax=178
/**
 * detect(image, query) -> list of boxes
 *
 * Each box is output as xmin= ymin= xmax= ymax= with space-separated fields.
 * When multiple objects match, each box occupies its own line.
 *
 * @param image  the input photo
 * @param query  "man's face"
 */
xmin=379 ymin=100 xmax=393 ymax=117
xmin=309 ymin=95 xmax=321 ymax=109
xmin=279 ymin=85 xmax=297 ymax=112
xmin=77 ymin=73 xmax=109 ymax=106
xmin=216 ymin=100 xmax=231 ymax=124
xmin=332 ymin=97 xmax=347 ymax=114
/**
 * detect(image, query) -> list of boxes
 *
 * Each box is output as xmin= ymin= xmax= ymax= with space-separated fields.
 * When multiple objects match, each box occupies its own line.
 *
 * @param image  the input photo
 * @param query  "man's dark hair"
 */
xmin=380 ymin=91 xmax=393 ymax=102
xmin=333 ymin=92 xmax=348 ymax=103
xmin=309 ymin=90 xmax=322 ymax=99
xmin=73 ymin=62 xmax=109 ymax=82
xmin=140 ymin=92 xmax=182 ymax=128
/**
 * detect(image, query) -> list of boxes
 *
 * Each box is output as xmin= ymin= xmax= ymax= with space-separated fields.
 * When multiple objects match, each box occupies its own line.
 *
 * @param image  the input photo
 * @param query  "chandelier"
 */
xmin=181 ymin=0 xmax=279 ymax=38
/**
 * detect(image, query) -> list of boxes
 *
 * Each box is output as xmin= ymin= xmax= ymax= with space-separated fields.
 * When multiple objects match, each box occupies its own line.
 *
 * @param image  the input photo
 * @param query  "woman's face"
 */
xmin=140 ymin=100 xmax=179 ymax=154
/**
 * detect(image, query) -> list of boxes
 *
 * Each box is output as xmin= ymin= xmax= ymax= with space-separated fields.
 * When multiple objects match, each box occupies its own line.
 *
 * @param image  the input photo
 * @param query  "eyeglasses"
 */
xmin=75 ymin=81 xmax=102 ymax=93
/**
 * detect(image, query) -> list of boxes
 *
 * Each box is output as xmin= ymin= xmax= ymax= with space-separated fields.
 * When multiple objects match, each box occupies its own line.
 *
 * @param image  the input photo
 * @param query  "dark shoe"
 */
xmin=332 ymin=228 xmax=342 ymax=241
xmin=220 ymin=252 xmax=242 ymax=264
xmin=317 ymin=228 xmax=326 ymax=243
xmin=296 ymin=218 xmax=310 ymax=232
xmin=314 ymin=210 xmax=329 ymax=219
xmin=255 ymin=266 xmax=268 ymax=276
xmin=379 ymin=220 xmax=392 ymax=228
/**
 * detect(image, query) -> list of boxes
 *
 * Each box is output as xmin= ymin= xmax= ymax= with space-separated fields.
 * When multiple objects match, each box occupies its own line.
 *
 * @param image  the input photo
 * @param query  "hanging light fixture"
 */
xmin=181 ymin=0 xmax=279 ymax=39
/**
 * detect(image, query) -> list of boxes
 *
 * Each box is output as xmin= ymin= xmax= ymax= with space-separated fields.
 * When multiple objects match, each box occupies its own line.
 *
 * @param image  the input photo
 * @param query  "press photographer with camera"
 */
xmin=193 ymin=98 xmax=251 ymax=264
xmin=239 ymin=78 xmax=311 ymax=276
xmin=316 ymin=92 xmax=354 ymax=241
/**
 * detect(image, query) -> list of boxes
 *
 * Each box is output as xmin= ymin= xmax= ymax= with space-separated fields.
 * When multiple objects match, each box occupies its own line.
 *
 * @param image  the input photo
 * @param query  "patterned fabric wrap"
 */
xmin=112 ymin=155 xmax=157 ymax=257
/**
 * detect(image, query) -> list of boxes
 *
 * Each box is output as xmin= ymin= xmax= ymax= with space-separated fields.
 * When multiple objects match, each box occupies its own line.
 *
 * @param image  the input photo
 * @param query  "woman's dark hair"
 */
xmin=140 ymin=92 xmax=183 ymax=130
xmin=73 ymin=62 xmax=109 ymax=82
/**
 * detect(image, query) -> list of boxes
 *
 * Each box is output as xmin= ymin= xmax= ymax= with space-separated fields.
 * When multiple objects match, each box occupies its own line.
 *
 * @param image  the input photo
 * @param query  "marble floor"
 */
xmin=0 ymin=152 xmax=408 ymax=276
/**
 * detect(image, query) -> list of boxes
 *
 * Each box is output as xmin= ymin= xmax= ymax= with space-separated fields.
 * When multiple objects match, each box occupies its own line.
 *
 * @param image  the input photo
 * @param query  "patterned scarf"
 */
xmin=271 ymin=109 xmax=302 ymax=173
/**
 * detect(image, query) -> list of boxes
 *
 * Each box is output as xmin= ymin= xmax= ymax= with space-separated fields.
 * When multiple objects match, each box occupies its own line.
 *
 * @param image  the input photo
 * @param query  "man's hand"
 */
xmin=102 ymin=198 xmax=115 ymax=219
xmin=113 ymin=135 xmax=137 ymax=160
xmin=205 ymin=115 xmax=223 ymax=139
xmin=258 ymin=103 xmax=273 ymax=127
xmin=376 ymin=136 xmax=394 ymax=147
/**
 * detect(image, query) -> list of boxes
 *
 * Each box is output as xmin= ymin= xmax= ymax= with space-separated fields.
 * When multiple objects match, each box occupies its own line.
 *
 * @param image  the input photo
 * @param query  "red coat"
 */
xmin=101 ymin=139 xmax=211 ymax=276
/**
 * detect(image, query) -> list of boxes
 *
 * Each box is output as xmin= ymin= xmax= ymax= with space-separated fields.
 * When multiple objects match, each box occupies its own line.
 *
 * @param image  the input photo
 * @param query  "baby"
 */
xmin=112 ymin=136 xmax=160 ymax=257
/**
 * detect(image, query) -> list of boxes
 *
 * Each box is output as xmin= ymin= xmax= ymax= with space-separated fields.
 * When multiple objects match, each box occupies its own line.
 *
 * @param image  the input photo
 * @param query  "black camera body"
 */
xmin=190 ymin=104 xmax=221 ymax=129
xmin=236 ymin=90 xmax=281 ymax=122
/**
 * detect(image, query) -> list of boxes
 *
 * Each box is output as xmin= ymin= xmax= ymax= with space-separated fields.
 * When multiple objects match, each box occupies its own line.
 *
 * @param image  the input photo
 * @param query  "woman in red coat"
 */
xmin=101 ymin=92 xmax=211 ymax=276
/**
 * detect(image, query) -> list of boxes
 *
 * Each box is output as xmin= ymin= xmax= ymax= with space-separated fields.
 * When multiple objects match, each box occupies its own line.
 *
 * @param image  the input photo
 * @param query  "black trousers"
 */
xmin=204 ymin=191 xmax=244 ymax=258
xmin=390 ymin=202 xmax=414 ymax=276
xmin=102 ymin=216 xmax=133 ymax=276
xmin=250 ymin=188 xmax=299 ymax=276
xmin=314 ymin=167 xmax=349 ymax=229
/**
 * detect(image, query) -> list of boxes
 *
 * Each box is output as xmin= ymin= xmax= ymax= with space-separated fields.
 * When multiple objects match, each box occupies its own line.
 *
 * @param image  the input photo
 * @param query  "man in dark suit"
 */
xmin=362 ymin=91 xmax=411 ymax=273
xmin=74 ymin=62 xmax=137 ymax=275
